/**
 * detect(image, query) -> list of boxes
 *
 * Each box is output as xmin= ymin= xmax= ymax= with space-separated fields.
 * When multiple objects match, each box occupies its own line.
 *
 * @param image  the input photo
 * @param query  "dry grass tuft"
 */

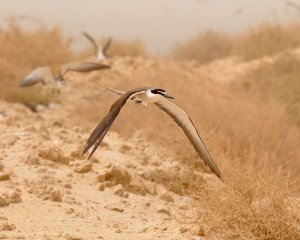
xmin=0 ymin=22 xmax=74 ymax=103
xmin=234 ymin=22 xmax=300 ymax=60
xmin=172 ymin=30 xmax=233 ymax=63
xmin=241 ymin=53 xmax=300 ymax=125
xmin=147 ymin=168 xmax=205 ymax=195
xmin=107 ymin=38 xmax=148 ymax=57
xmin=171 ymin=22 xmax=300 ymax=63
xmin=192 ymin=160 xmax=299 ymax=239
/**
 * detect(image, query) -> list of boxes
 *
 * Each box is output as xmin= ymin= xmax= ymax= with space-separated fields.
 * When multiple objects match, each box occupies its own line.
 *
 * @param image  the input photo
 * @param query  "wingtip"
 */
xmin=19 ymin=80 xmax=31 ymax=88
xmin=218 ymin=174 xmax=224 ymax=182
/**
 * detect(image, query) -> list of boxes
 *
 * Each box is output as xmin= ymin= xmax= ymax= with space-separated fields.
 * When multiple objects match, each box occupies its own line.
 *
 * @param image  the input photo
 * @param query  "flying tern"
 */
xmin=82 ymin=31 xmax=111 ymax=61
xmin=82 ymin=87 xmax=223 ymax=180
xmin=19 ymin=62 xmax=110 ymax=87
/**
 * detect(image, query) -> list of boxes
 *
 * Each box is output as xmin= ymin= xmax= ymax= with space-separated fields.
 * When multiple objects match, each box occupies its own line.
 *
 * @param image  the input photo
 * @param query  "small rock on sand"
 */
xmin=179 ymin=226 xmax=188 ymax=234
xmin=97 ymin=166 xmax=131 ymax=186
xmin=156 ymin=206 xmax=171 ymax=216
xmin=49 ymin=190 xmax=62 ymax=202
xmin=39 ymin=146 xmax=69 ymax=164
xmin=96 ymin=183 xmax=105 ymax=191
xmin=74 ymin=161 xmax=92 ymax=173
xmin=0 ymin=196 xmax=8 ymax=207
xmin=106 ymin=205 xmax=124 ymax=212
xmin=0 ymin=222 xmax=16 ymax=231
xmin=7 ymin=190 xmax=22 ymax=204
xmin=192 ymin=226 xmax=205 ymax=236
xmin=0 ymin=173 xmax=10 ymax=181
xmin=160 ymin=193 xmax=174 ymax=203
xmin=114 ymin=184 xmax=129 ymax=198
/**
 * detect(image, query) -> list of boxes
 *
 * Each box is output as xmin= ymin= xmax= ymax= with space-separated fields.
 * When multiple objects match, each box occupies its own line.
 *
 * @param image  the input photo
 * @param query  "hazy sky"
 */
xmin=1 ymin=0 xmax=300 ymax=53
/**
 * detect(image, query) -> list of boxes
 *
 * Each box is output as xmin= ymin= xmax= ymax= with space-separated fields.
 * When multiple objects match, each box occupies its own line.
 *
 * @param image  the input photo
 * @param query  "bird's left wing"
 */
xmin=82 ymin=31 xmax=99 ymax=56
xmin=155 ymin=98 xmax=223 ymax=180
xmin=19 ymin=66 xmax=53 ymax=87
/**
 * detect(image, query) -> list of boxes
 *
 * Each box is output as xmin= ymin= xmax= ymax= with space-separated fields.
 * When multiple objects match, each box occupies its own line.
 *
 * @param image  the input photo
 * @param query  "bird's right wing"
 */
xmin=19 ymin=66 xmax=53 ymax=87
xmin=82 ymin=88 xmax=148 ymax=159
xmin=155 ymin=98 xmax=223 ymax=180
xmin=82 ymin=31 xmax=99 ymax=56
xmin=61 ymin=62 xmax=110 ymax=76
xmin=102 ymin=37 xmax=112 ymax=57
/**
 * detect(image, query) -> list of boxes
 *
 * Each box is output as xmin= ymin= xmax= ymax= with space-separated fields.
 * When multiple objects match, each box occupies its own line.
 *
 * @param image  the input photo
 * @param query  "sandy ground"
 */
xmin=0 ymin=99 xmax=206 ymax=240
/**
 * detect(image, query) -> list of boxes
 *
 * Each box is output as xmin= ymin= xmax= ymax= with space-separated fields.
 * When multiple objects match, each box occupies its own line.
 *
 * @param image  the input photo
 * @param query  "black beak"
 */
xmin=164 ymin=94 xmax=174 ymax=99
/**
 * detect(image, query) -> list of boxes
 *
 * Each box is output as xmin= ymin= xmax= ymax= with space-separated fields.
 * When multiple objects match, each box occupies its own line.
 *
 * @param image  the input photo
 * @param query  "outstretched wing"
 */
xmin=82 ymin=31 xmax=99 ymax=56
xmin=82 ymin=88 xmax=148 ymax=159
xmin=155 ymin=98 xmax=223 ymax=180
xmin=20 ymin=66 xmax=53 ymax=87
xmin=102 ymin=37 xmax=112 ymax=57
xmin=61 ymin=62 xmax=110 ymax=76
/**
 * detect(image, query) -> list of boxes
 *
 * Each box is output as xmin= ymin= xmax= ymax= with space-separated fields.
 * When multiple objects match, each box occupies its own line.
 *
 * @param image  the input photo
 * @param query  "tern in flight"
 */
xmin=82 ymin=31 xmax=111 ymax=61
xmin=19 ymin=62 xmax=110 ymax=87
xmin=82 ymin=87 xmax=223 ymax=180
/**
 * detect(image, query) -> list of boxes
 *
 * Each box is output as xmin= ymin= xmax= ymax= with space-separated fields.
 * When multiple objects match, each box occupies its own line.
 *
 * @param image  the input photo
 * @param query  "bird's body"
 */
xmin=20 ymin=62 xmax=110 ymax=87
xmin=83 ymin=87 xmax=223 ymax=180
xmin=82 ymin=31 xmax=111 ymax=61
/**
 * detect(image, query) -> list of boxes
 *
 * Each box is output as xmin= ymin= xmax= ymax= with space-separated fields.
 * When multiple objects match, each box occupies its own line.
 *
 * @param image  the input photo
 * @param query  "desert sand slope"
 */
xmin=0 ymin=99 xmax=204 ymax=240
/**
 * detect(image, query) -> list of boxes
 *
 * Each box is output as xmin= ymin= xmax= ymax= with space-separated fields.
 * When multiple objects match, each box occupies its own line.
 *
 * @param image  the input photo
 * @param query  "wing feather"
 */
xmin=19 ymin=66 xmax=54 ymax=87
xmin=155 ymin=98 xmax=223 ymax=180
xmin=82 ymin=31 xmax=99 ymax=56
xmin=82 ymin=88 xmax=148 ymax=159
xmin=61 ymin=62 xmax=110 ymax=76
xmin=102 ymin=37 xmax=111 ymax=57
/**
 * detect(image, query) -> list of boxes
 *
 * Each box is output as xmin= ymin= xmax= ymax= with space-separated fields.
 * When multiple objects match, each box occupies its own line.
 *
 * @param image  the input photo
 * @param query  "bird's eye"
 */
xmin=151 ymin=89 xmax=165 ymax=95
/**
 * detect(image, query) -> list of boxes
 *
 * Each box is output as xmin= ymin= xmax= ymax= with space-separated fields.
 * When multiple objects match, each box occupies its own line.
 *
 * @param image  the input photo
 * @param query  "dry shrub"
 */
xmin=172 ymin=30 xmax=233 ymax=63
xmin=190 ymin=94 xmax=300 ymax=239
xmin=241 ymin=53 xmax=300 ymax=125
xmin=147 ymin=168 xmax=204 ymax=195
xmin=0 ymin=22 xmax=74 ymax=103
xmin=107 ymin=38 xmax=148 ymax=57
xmin=171 ymin=22 xmax=300 ymax=63
xmin=234 ymin=22 xmax=300 ymax=60
xmin=182 ymin=56 xmax=300 ymax=238
xmin=192 ymin=160 xmax=299 ymax=239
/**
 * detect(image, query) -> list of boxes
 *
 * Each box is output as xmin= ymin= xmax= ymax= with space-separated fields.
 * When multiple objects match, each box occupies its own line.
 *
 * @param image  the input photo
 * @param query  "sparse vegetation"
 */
xmin=105 ymin=38 xmax=147 ymax=57
xmin=172 ymin=30 xmax=233 ymax=63
xmin=192 ymin=160 xmax=300 ymax=240
xmin=172 ymin=22 xmax=300 ymax=62
xmin=241 ymin=53 xmax=300 ymax=125
xmin=234 ymin=22 xmax=300 ymax=60
xmin=147 ymin=168 xmax=204 ymax=195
